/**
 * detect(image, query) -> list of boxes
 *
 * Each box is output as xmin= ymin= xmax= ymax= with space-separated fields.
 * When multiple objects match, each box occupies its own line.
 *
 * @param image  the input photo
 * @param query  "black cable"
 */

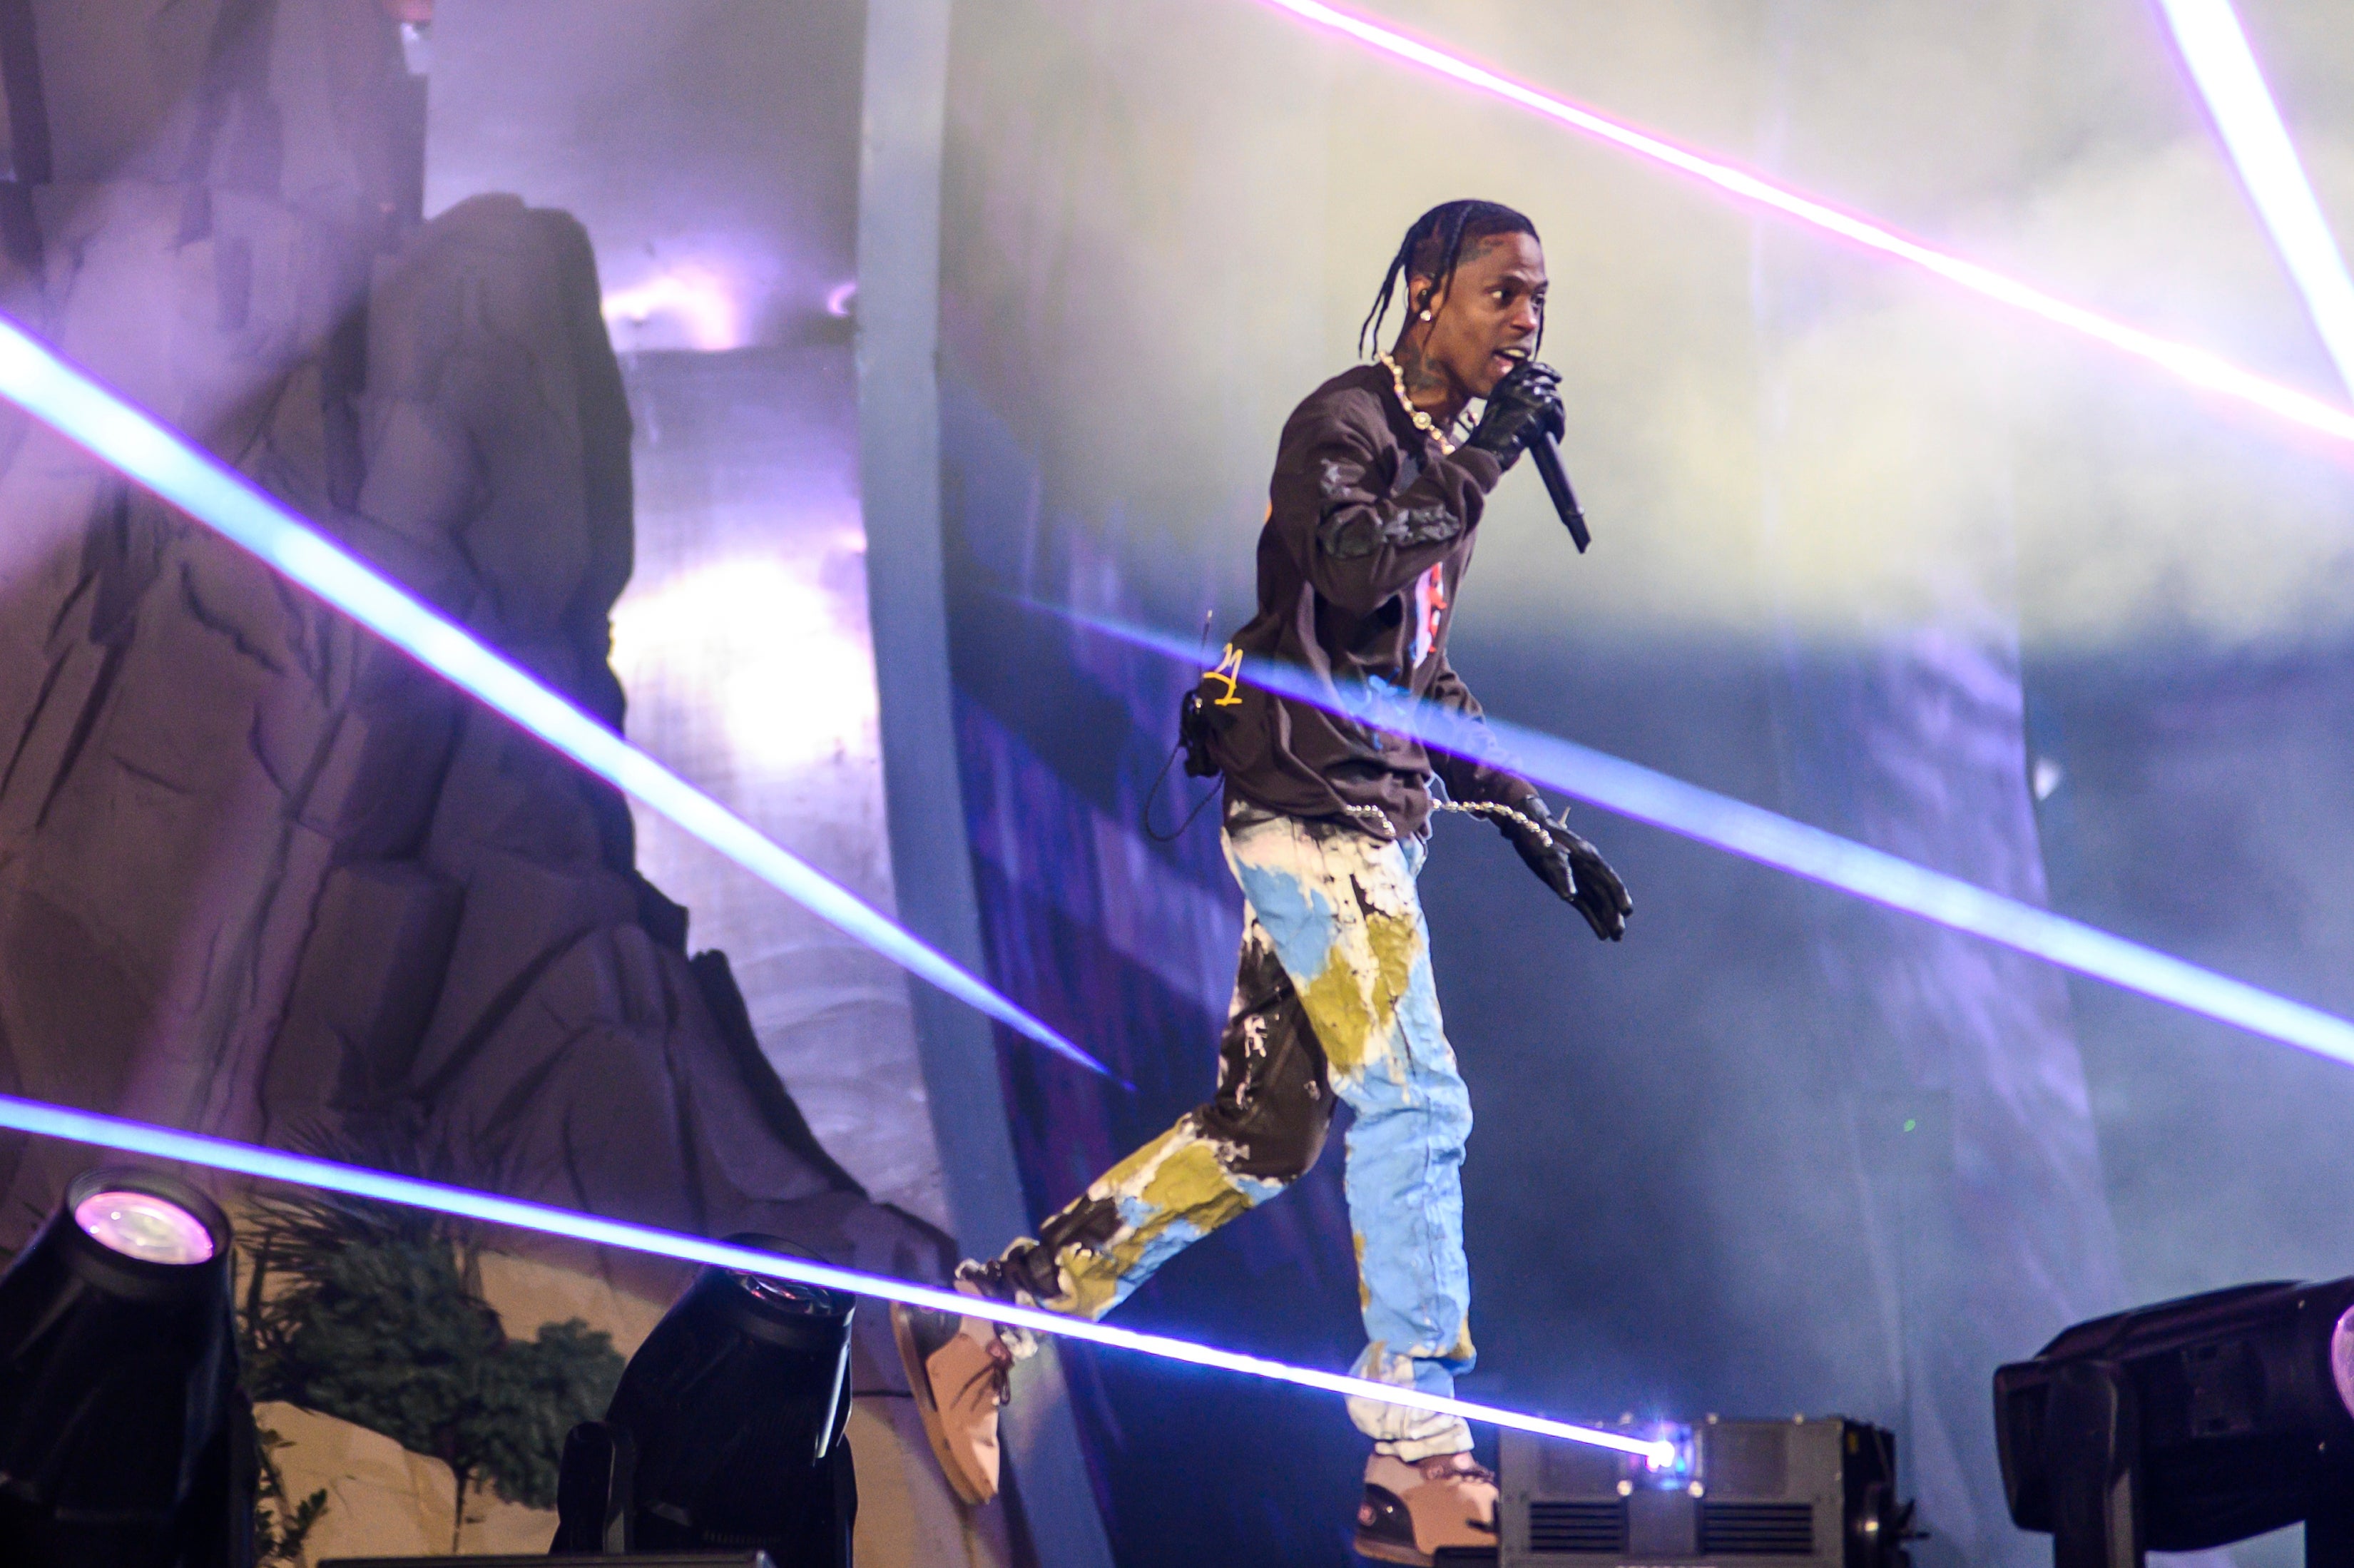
xmin=1141 ymin=738 xmax=1220 ymax=843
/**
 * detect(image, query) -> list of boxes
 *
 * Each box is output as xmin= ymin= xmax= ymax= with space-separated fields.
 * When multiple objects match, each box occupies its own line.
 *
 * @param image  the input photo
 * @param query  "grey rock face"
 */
xmin=0 ymin=1 xmax=947 ymax=1314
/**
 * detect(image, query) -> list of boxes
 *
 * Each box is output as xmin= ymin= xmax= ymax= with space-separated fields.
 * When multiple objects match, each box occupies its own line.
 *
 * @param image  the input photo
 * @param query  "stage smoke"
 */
xmin=553 ymin=1241 xmax=855 ymax=1564
xmin=1256 ymin=0 xmax=2354 ymax=449
xmin=1995 ymin=1278 xmax=2354 ymax=1568
xmin=0 ymin=1168 xmax=250 ymax=1568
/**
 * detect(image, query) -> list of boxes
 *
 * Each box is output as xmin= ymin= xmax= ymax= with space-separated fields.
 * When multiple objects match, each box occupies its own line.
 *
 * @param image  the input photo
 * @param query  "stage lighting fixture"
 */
xmin=551 ymin=1240 xmax=857 ymax=1565
xmin=0 ymin=1167 xmax=250 ymax=1567
xmin=1994 ymin=1278 xmax=2354 ymax=1568
xmin=1497 ymin=1415 xmax=1910 ymax=1568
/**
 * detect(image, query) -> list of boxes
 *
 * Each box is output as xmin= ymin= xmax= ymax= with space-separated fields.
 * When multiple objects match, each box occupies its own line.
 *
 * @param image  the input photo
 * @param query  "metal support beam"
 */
xmin=853 ymin=5 xmax=1115 ymax=1563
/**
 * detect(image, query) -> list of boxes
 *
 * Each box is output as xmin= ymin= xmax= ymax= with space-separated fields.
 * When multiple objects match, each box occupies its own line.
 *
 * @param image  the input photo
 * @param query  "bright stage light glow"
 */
xmin=0 ymin=312 xmax=1112 ymax=1081
xmin=1255 ymin=0 xmax=2354 ymax=447
xmin=72 ymin=1188 xmax=216 ymax=1266
xmin=609 ymin=550 xmax=881 ymax=775
xmin=601 ymin=267 xmax=746 ymax=352
xmin=2156 ymin=0 xmax=2354 ymax=400
xmin=0 ymin=1092 xmax=1675 ymax=1467
xmin=1056 ymin=606 xmax=2354 ymax=1071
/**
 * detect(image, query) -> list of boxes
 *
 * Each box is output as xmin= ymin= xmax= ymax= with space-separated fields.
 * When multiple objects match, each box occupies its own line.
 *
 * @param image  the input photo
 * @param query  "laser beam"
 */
xmin=1059 ymin=606 xmax=2354 ymax=1069
xmin=0 ymin=1091 xmax=1675 ymax=1466
xmin=0 ymin=314 xmax=1114 ymax=1081
xmin=1256 ymin=0 xmax=2354 ymax=447
xmin=2156 ymin=0 xmax=2354 ymax=400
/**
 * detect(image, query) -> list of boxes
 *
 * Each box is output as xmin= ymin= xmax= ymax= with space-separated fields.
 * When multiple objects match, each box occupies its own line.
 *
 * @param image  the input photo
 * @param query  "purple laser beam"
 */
xmin=0 ymin=1091 xmax=1675 ymax=1465
xmin=0 ymin=312 xmax=1116 ymax=1081
xmin=1051 ymin=603 xmax=2354 ymax=1069
xmin=1258 ymin=0 xmax=2354 ymax=447
xmin=2155 ymin=0 xmax=2354 ymax=399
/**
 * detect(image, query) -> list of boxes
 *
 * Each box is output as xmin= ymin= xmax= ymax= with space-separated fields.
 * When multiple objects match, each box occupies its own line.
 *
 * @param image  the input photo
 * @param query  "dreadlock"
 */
xmin=1357 ymin=199 xmax=1542 ymax=360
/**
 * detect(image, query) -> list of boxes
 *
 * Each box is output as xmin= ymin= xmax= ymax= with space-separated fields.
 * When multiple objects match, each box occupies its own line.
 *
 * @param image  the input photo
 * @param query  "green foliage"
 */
xmin=243 ymin=1187 xmax=625 ymax=1544
xmin=472 ymin=1318 xmax=633 ymax=1511
xmin=253 ymin=1423 xmax=328 ymax=1567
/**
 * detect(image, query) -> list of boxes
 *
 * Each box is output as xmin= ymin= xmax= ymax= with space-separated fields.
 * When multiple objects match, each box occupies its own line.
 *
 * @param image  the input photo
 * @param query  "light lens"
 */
xmin=73 ymin=1189 xmax=216 ymax=1265
xmin=738 ymin=1274 xmax=845 ymax=1315
xmin=2333 ymin=1303 xmax=2354 ymax=1418
xmin=1645 ymin=1422 xmax=1696 ymax=1479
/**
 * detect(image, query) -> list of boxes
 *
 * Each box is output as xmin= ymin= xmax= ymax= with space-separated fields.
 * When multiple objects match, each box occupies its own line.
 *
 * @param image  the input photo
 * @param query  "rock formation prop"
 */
xmin=0 ymin=0 xmax=952 ymax=1412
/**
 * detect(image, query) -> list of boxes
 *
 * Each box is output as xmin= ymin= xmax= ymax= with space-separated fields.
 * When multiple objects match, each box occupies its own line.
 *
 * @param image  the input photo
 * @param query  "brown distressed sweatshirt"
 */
xmin=1207 ymin=362 xmax=1542 ymax=839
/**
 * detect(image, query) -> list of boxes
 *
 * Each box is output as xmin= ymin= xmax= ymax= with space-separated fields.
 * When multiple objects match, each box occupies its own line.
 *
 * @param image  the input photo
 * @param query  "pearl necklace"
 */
xmin=1378 ymin=353 xmax=1459 ymax=455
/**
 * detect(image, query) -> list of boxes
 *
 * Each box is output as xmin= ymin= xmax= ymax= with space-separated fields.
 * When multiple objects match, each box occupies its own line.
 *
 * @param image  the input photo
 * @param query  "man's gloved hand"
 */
xmin=1464 ymin=360 xmax=1565 ymax=471
xmin=1499 ymin=798 xmax=1632 ymax=942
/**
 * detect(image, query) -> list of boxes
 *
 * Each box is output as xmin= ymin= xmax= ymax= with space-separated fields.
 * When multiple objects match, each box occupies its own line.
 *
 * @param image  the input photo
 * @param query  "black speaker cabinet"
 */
xmin=1494 ymin=1417 xmax=1910 ymax=1568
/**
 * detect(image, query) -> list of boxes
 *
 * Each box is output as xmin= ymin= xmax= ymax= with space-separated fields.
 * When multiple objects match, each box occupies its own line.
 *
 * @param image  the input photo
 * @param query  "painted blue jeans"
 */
xmin=996 ymin=803 xmax=1477 ymax=1458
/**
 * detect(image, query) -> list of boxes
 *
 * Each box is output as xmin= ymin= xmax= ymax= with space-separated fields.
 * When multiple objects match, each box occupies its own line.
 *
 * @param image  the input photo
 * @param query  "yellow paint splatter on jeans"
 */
xmin=1299 ymin=948 xmax=1377 ymax=1074
xmin=1365 ymin=910 xmax=1420 ymax=1027
xmin=1447 ymin=1318 xmax=1477 ymax=1364
xmin=1295 ymin=913 xmax=1424 ymax=1083
xmin=1039 ymin=1121 xmax=1266 ymax=1320
xmin=1006 ymin=805 xmax=1479 ymax=1459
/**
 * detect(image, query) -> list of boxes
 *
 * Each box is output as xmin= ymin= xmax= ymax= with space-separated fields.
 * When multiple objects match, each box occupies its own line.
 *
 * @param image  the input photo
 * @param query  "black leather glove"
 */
xmin=1499 ymin=798 xmax=1631 ymax=942
xmin=1464 ymin=360 xmax=1565 ymax=471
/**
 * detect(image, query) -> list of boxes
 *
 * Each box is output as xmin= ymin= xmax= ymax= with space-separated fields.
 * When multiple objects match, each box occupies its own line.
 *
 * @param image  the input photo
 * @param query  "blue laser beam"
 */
xmin=1056 ymin=606 xmax=2354 ymax=1068
xmin=0 ymin=314 xmax=1113 ymax=1082
xmin=2156 ymin=0 xmax=2354 ymax=401
xmin=0 ymin=1091 xmax=1674 ymax=1465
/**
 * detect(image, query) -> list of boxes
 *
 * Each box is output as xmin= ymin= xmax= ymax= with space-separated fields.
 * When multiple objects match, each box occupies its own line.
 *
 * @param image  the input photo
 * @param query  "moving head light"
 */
xmin=0 ymin=1167 xmax=250 ymax=1567
xmin=1995 ymin=1277 xmax=2354 ymax=1568
xmin=554 ymin=1238 xmax=855 ymax=1565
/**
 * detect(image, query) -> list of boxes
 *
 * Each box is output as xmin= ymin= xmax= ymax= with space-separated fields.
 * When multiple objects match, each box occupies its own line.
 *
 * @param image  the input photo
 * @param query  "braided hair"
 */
xmin=1357 ymin=199 xmax=1542 ymax=359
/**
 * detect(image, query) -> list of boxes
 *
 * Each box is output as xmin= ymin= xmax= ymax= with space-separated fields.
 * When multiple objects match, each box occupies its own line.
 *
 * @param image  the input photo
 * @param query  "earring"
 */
xmin=1419 ymin=308 xmax=1432 ymax=322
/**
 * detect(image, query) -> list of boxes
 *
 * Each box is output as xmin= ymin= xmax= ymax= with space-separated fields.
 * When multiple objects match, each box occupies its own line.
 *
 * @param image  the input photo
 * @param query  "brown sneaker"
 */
xmin=892 ymin=1279 xmax=1017 ymax=1505
xmin=1355 ymin=1451 xmax=1501 ymax=1566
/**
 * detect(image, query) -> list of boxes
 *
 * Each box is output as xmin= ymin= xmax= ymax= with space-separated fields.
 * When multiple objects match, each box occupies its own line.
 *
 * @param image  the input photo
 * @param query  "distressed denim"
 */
xmin=997 ymin=805 xmax=1476 ymax=1459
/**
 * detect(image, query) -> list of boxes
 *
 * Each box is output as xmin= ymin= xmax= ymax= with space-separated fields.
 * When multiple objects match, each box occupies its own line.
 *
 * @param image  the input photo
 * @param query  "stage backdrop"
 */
xmin=932 ymin=3 xmax=2354 ymax=1567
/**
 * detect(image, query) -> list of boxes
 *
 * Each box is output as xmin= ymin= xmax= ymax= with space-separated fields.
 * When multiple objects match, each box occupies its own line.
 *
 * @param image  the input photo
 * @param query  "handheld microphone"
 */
xmin=1528 ymin=431 xmax=1589 ymax=553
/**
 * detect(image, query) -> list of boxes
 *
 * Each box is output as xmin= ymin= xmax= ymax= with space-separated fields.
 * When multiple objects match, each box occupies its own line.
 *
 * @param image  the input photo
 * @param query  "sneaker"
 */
xmin=1355 ymin=1452 xmax=1501 ymax=1566
xmin=892 ymin=1278 xmax=1017 ymax=1505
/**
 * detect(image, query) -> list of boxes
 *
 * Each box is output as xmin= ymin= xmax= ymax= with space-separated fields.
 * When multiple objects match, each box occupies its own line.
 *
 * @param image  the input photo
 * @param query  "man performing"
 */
xmin=895 ymin=198 xmax=1634 ymax=1566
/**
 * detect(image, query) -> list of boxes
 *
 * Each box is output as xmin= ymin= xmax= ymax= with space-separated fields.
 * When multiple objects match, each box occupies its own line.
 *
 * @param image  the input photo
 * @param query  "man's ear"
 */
xmin=1407 ymin=273 xmax=1442 ymax=320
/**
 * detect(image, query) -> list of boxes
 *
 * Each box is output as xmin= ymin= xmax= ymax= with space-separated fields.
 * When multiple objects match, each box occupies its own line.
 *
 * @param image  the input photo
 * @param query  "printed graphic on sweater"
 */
xmin=1410 ymin=562 xmax=1449 ymax=669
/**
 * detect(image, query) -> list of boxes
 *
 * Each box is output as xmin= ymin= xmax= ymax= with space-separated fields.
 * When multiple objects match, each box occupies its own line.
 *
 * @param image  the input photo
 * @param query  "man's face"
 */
xmin=1412 ymin=231 xmax=1547 ymax=399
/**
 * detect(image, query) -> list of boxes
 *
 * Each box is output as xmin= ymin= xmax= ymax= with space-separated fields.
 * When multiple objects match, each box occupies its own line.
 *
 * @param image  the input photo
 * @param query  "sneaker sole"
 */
xmin=1352 ymin=1531 xmax=1433 ymax=1567
xmin=891 ymin=1300 xmax=999 ymax=1507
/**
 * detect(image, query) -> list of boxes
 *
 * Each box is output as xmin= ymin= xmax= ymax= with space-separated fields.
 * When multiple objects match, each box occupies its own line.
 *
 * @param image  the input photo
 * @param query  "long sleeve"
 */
xmin=1424 ymin=653 xmax=1541 ymax=810
xmin=1268 ymin=392 xmax=1502 ymax=619
xmin=1210 ymin=363 xmax=1520 ymax=839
